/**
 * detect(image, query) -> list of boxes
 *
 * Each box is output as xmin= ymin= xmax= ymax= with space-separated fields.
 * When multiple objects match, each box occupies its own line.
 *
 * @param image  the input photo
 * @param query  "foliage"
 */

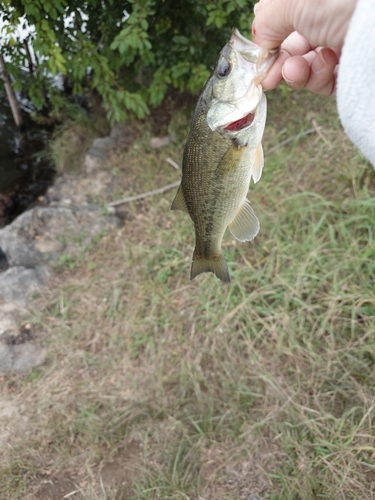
xmin=0 ymin=0 xmax=256 ymax=122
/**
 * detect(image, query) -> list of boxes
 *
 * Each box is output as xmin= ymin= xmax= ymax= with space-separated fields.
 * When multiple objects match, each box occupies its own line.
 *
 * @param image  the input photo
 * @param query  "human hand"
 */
xmin=252 ymin=0 xmax=358 ymax=95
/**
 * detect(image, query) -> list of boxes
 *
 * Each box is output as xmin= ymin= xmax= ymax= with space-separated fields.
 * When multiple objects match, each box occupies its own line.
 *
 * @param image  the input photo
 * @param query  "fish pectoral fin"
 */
xmin=251 ymin=144 xmax=264 ymax=184
xmin=191 ymin=251 xmax=230 ymax=283
xmin=228 ymin=198 xmax=260 ymax=242
xmin=171 ymin=185 xmax=189 ymax=213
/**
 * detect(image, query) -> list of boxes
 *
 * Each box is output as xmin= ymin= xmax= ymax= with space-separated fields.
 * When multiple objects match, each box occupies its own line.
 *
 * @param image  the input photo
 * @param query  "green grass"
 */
xmin=1 ymin=89 xmax=375 ymax=499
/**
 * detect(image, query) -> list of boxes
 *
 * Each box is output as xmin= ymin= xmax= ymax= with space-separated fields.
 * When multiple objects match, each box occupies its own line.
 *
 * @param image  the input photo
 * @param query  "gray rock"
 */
xmin=0 ymin=343 xmax=46 ymax=376
xmin=84 ymin=122 xmax=134 ymax=174
xmin=0 ymin=126 xmax=126 ymax=375
xmin=0 ymin=302 xmax=21 ymax=313
xmin=0 ymin=206 xmax=77 ymax=267
xmin=0 ymin=205 xmax=121 ymax=269
xmin=92 ymin=137 xmax=115 ymax=150
xmin=12 ymin=343 xmax=46 ymax=372
xmin=84 ymin=137 xmax=114 ymax=174
xmin=0 ymin=285 xmax=46 ymax=376
xmin=0 ymin=266 xmax=48 ymax=306
xmin=84 ymin=151 xmax=106 ymax=174
xmin=150 ymin=134 xmax=176 ymax=149
xmin=0 ymin=312 xmax=18 ymax=337
xmin=47 ymin=171 xmax=114 ymax=206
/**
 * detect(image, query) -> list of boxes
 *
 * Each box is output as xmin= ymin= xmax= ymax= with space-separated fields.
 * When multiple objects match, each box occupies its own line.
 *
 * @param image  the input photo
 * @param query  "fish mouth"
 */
xmin=224 ymin=111 xmax=255 ymax=132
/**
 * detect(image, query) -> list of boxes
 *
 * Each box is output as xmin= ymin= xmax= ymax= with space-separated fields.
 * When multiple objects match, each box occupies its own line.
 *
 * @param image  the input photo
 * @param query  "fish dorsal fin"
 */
xmin=171 ymin=185 xmax=189 ymax=213
xmin=228 ymin=198 xmax=260 ymax=242
xmin=252 ymin=144 xmax=264 ymax=184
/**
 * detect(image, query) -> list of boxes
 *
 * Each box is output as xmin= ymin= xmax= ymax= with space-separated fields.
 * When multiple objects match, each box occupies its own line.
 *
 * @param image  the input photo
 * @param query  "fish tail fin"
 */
xmin=190 ymin=251 xmax=230 ymax=283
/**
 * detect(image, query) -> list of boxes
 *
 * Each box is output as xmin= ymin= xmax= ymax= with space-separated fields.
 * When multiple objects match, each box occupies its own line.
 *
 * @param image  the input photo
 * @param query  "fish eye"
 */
xmin=217 ymin=61 xmax=231 ymax=78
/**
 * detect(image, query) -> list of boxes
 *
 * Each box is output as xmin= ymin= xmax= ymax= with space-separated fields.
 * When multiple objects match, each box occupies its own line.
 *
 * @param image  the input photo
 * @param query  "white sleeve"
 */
xmin=337 ymin=0 xmax=375 ymax=168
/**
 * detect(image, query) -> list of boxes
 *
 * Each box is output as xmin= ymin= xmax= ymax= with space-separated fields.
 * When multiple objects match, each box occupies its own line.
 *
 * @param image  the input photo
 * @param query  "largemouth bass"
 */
xmin=171 ymin=29 xmax=278 ymax=283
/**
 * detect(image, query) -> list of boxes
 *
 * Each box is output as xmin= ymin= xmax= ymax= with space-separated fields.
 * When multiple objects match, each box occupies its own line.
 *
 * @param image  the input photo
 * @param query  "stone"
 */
xmin=83 ymin=122 xmax=135 ymax=174
xmin=47 ymin=171 xmax=114 ymax=205
xmin=0 ymin=343 xmax=46 ymax=376
xmin=84 ymin=137 xmax=113 ymax=174
xmin=92 ymin=137 xmax=115 ymax=150
xmin=84 ymin=150 xmax=107 ymax=174
xmin=0 ymin=126 xmax=126 ymax=376
xmin=33 ymin=238 xmax=64 ymax=254
xmin=0 ymin=266 xmax=48 ymax=306
xmin=150 ymin=134 xmax=176 ymax=149
xmin=12 ymin=343 xmax=46 ymax=372
xmin=0 ymin=312 xmax=18 ymax=337
xmin=0 ymin=308 xmax=46 ymax=376
xmin=0 ymin=207 xmax=77 ymax=267
xmin=0 ymin=205 xmax=121 ymax=269
xmin=0 ymin=302 xmax=21 ymax=313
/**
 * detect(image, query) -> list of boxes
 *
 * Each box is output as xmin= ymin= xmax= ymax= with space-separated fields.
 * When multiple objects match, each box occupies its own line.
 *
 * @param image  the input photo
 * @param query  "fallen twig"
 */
xmin=107 ymin=181 xmax=180 ymax=209
xmin=107 ymin=126 xmax=322 ymax=211
xmin=61 ymin=491 xmax=79 ymax=499
xmin=165 ymin=157 xmax=180 ymax=169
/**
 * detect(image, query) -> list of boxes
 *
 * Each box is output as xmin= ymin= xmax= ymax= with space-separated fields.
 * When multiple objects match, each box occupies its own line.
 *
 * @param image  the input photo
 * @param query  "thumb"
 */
xmin=252 ymin=0 xmax=297 ymax=50
xmin=252 ymin=0 xmax=356 ymax=50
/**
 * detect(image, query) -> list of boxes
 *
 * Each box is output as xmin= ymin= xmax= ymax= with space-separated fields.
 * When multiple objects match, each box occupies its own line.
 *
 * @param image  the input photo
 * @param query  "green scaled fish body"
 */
xmin=172 ymin=29 xmax=278 ymax=283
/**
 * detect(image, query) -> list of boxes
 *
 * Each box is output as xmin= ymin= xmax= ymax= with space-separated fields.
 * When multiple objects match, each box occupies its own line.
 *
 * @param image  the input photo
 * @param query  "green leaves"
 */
xmin=101 ymin=87 xmax=150 ymax=123
xmin=29 ymin=82 xmax=47 ymax=110
xmin=148 ymin=66 xmax=171 ymax=106
xmin=110 ymin=2 xmax=154 ymax=68
xmin=47 ymin=47 xmax=66 ymax=75
xmin=2 ymin=0 xmax=256 ymax=123
xmin=110 ymin=25 xmax=153 ymax=65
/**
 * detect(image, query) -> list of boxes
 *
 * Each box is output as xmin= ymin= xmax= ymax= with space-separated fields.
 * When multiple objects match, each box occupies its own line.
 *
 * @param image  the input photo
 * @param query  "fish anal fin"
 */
xmin=228 ymin=198 xmax=260 ymax=242
xmin=252 ymin=144 xmax=264 ymax=184
xmin=191 ymin=251 xmax=230 ymax=283
xmin=171 ymin=185 xmax=188 ymax=213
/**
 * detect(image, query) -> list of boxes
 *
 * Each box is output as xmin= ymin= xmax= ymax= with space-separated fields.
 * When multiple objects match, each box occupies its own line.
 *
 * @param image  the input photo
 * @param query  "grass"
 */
xmin=1 ymin=89 xmax=375 ymax=499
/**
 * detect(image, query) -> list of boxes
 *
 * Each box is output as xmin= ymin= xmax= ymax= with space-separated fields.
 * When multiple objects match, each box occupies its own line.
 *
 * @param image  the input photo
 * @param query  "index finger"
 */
xmin=252 ymin=0 xmax=296 ymax=49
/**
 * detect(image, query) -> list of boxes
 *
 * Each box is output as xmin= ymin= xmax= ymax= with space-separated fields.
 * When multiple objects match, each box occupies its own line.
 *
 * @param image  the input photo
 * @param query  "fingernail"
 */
xmin=281 ymin=66 xmax=295 ymax=88
xmin=312 ymin=51 xmax=327 ymax=74
xmin=281 ymin=69 xmax=303 ymax=90
xmin=254 ymin=3 xmax=260 ymax=15
xmin=283 ymin=79 xmax=300 ymax=89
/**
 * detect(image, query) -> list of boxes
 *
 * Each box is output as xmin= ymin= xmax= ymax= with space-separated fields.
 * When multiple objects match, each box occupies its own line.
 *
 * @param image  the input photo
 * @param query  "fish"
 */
xmin=171 ymin=29 xmax=278 ymax=283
